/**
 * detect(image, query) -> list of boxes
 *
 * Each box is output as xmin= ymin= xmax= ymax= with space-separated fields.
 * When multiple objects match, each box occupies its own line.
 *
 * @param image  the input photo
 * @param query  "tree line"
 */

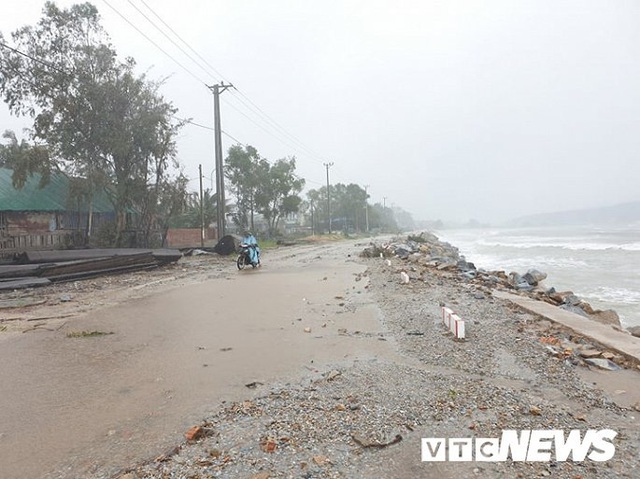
xmin=0 ymin=2 xmax=412 ymax=245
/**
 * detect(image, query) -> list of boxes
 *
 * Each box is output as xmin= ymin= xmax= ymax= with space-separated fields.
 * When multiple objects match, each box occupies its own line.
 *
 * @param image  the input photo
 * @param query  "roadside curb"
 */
xmin=494 ymin=290 xmax=640 ymax=364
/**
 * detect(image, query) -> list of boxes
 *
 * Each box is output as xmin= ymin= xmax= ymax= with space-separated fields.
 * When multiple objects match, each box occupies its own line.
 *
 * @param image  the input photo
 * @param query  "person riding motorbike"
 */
xmin=241 ymin=230 xmax=260 ymax=266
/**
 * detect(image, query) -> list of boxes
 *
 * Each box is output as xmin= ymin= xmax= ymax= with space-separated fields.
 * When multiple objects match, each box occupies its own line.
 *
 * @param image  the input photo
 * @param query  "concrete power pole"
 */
xmin=364 ymin=185 xmax=370 ymax=233
xmin=323 ymin=162 xmax=334 ymax=234
xmin=199 ymin=164 xmax=204 ymax=247
xmin=208 ymin=82 xmax=233 ymax=239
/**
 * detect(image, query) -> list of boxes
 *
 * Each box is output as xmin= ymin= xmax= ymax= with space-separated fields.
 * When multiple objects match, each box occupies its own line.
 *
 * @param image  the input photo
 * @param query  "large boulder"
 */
xmin=590 ymin=309 xmax=622 ymax=328
xmin=522 ymin=269 xmax=547 ymax=286
xmin=560 ymin=304 xmax=590 ymax=318
xmin=627 ymin=326 xmax=640 ymax=338
xmin=508 ymin=272 xmax=533 ymax=291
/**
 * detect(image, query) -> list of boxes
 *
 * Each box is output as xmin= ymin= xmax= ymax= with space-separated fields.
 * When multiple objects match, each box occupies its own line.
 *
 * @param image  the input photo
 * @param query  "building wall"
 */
xmin=165 ymin=227 xmax=217 ymax=248
xmin=4 ymin=211 xmax=56 ymax=235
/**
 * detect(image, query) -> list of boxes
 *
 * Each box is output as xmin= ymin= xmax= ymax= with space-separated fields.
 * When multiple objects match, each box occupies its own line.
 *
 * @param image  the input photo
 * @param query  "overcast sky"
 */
xmin=1 ymin=0 xmax=639 ymax=224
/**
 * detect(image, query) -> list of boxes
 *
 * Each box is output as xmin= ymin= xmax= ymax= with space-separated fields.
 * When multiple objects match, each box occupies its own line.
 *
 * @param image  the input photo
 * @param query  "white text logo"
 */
xmin=421 ymin=430 xmax=617 ymax=462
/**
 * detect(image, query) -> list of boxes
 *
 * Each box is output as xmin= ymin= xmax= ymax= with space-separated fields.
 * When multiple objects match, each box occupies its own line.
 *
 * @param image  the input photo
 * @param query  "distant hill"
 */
xmin=506 ymin=201 xmax=640 ymax=227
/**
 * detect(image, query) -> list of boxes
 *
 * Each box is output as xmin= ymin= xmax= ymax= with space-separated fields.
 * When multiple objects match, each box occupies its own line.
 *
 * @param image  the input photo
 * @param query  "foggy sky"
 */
xmin=1 ymin=0 xmax=639 ymax=224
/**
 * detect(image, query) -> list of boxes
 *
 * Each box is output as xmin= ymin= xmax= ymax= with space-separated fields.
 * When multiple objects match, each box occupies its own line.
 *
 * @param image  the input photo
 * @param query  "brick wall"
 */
xmin=166 ymin=228 xmax=217 ymax=248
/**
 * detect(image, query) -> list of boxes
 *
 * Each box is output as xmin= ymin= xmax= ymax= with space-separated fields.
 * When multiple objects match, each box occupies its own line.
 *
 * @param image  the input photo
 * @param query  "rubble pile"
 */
xmin=362 ymin=231 xmax=623 ymax=329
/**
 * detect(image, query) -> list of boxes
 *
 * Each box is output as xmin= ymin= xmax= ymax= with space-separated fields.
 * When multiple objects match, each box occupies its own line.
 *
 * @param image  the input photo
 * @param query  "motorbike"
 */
xmin=237 ymin=243 xmax=260 ymax=270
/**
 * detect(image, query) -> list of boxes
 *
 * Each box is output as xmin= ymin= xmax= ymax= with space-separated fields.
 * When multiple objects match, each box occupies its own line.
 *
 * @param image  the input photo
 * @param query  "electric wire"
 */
xmin=138 ymin=0 xmax=231 ymax=83
xmin=174 ymin=116 xmax=324 ymax=187
xmin=3 ymin=3 xmax=357 ymax=197
xmin=100 ymin=0 xmax=209 ymax=86
xmin=128 ymin=0 xmax=327 ymax=165
xmin=126 ymin=0 xmax=222 ymax=83
xmin=0 ymin=41 xmax=67 ymax=75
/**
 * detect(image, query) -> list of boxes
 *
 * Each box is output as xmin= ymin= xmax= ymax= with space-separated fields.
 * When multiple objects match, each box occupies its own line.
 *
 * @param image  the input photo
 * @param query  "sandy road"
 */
xmin=0 ymin=240 xmax=392 ymax=479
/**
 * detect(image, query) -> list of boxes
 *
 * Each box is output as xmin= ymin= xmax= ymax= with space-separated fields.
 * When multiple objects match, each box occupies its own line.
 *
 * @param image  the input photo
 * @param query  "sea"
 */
xmin=434 ymin=224 xmax=640 ymax=328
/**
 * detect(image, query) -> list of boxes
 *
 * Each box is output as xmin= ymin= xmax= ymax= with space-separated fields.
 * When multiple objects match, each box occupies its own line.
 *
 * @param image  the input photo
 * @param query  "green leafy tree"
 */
xmin=0 ymin=130 xmax=52 ymax=188
xmin=331 ymin=183 xmax=369 ymax=232
xmin=255 ymin=157 xmax=304 ymax=236
xmin=0 ymin=2 xmax=184 ymax=246
xmin=371 ymin=203 xmax=398 ymax=232
xmin=225 ymin=144 xmax=262 ymax=230
xmin=171 ymin=188 xmax=218 ymax=229
xmin=306 ymin=183 xmax=369 ymax=233
xmin=152 ymin=173 xmax=190 ymax=247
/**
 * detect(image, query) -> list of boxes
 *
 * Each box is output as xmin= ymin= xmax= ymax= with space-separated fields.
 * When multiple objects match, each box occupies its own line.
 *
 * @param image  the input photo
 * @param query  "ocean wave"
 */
xmin=455 ymin=253 xmax=588 ymax=272
xmin=581 ymin=287 xmax=640 ymax=305
xmin=476 ymin=239 xmax=640 ymax=251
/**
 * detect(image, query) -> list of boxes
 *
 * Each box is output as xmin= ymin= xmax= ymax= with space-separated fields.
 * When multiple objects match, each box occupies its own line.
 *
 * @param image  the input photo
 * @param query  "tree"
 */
xmin=225 ymin=146 xmax=304 ymax=235
xmin=171 ymin=188 xmax=218 ymax=229
xmin=255 ymin=157 xmax=305 ymax=235
xmin=0 ymin=2 xmax=184 ymax=246
xmin=370 ymin=202 xmax=398 ymax=232
xmin=151 ymin=172 xmax=190 ymax=247
xmin=0 ymin=130 xmax=52 ymax=188
xmin=305 ymin=182 xmax=369 ymax=233
xmin=225 ymin=144 xmax=261 ymax=231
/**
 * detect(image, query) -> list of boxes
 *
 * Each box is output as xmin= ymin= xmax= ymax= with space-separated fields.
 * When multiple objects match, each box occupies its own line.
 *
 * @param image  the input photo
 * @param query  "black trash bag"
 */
xmin=214 ymin=235 xmax=242 ymax=255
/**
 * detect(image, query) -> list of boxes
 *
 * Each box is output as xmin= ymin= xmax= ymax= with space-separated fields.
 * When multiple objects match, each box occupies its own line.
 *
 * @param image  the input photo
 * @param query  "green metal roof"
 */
xmin=0 ymin=167 xmax=115 ymax=213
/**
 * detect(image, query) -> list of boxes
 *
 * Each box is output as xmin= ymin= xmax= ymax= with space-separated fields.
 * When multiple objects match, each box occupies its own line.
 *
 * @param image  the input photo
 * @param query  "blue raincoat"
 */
xmin=242 ymin=234 xmax=260 ymax=265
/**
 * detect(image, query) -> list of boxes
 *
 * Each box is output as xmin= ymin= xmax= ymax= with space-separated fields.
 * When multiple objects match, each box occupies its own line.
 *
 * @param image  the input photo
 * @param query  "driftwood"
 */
xmin=351 ymin=433 xmax=403 ymax=449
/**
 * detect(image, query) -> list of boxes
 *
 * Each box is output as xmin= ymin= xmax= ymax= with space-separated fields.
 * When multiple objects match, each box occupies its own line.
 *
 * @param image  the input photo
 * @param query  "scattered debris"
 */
xmin=352 ymin=433 xmax=403 ymax=448
xmin=584 ymin=358 xmax=622 ymax=371
xmin=260 ymin=437 xmax=277 ymax=453
xmin=66 ymin=330 xmax=114 ymax=338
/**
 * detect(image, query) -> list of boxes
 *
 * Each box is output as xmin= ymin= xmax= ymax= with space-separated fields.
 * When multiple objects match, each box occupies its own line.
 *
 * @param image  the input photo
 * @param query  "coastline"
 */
xmin=434 ymin=226 xmax=640 ymax=329
xmin=118 ymin=234 xmax=640 ymax=479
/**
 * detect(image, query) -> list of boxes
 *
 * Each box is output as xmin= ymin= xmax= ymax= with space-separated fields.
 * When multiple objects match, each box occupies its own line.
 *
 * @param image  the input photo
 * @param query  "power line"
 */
xmin=127 ymin=0 xmax=221 ymax=83
xmin=139 ymin=0 xmax=231 ymax=83
xmin=1 ymin=16 xmax=335 ymax=196
xmin=100 ymin=2 xmax=346 ymax=192
xmin=124 ymin=1 xmax=327 ymax=165
xmin=175 ymin=116 xmax=325 ymax=187
xmin=0 ymin=41 xmax=67 ymax=75
xmin=100 ymin=0 xmax=208 ymax=85
xmin=229 ymin=88 xmax=325 ymax=162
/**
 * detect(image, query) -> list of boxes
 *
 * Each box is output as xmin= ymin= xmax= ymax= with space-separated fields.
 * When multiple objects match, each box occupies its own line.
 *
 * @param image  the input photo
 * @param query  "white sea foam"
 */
xmin=476 ymin=239 xmax=640 ymax=251
xmin=435 ymin=226 xmax=640 ymax=327
xmin=581 ymin=287 xmax=640 ymax=305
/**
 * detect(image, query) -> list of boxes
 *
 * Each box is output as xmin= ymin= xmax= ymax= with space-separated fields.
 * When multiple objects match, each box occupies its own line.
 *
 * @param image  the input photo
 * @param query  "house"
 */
xmin=0 ymin=167 xmax=115 ymax=251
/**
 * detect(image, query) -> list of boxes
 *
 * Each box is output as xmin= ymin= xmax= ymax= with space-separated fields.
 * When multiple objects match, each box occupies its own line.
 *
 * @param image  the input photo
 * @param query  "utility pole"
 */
xmin=199 ymin=164 xmax=205 ymax=247
xmin=208 ymin=82 xmax=233 ymax=239
xmin=364 ymin=185 xmax=370 ymax=233
xmin=323 ymin=162 xmax=334 ymax=234
xmin=310 ymin=201 xmax=315 ymax=236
